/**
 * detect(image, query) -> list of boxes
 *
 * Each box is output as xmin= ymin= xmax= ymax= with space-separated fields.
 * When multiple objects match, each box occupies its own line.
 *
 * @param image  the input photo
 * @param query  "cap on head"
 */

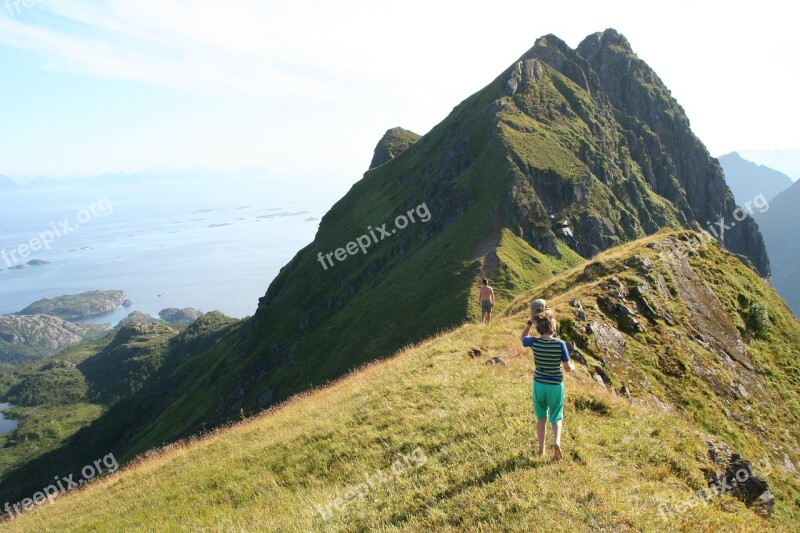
xmin=530 ymin=298 xmax=547 ymax=314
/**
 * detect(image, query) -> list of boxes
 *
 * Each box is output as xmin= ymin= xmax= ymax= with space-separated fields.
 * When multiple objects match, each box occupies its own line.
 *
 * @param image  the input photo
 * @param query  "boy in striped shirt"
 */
xmin=521 ymin=299 xmax=575 ymax=460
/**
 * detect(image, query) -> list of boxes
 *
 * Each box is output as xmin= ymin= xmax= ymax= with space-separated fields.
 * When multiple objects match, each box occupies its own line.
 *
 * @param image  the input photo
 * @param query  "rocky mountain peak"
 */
xmin=578 ymin=28 xmax=633 ymax=54
xmin=369 ymin=127 xmax=421 ymax=169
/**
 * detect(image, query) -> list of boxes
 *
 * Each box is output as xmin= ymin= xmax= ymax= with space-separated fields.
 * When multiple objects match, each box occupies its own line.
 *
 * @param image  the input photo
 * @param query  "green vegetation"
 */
xmin=369 ymin=127 xmax=423 ymax=169
xmin=6 ymin=232 xmax=799 ymax=531
xmin=1 ymin=29 xmax=794 ymax=531
xmin=0 ymin=313 xmax=239 ymax=484
xmin=0 ymin=337 xmax=113 ymax=478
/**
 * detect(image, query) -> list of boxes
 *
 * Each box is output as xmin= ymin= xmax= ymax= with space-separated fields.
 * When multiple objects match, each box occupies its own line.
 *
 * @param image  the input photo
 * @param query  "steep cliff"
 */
xmin=369 ymin=127 xmax=421 ymax=169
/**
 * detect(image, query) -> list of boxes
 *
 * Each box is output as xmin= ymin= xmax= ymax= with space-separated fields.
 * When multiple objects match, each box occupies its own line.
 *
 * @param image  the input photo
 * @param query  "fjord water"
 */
xmin=0 ymin=403 xmax=17 ymax=435
xmin=0 ymin=175 xmax=349 ymax=322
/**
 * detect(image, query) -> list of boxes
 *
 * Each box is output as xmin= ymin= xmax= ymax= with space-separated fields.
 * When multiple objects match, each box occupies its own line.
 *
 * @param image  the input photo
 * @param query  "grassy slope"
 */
xmin=0 ymin=38 xmax=756 ymax=491
xmin=0 ymin=313 xmax=238 ymax=485
xmin=0 ymin=338 xmax=113 ymax=478
xmin=7 ymin=231 xmax=799 ymax=531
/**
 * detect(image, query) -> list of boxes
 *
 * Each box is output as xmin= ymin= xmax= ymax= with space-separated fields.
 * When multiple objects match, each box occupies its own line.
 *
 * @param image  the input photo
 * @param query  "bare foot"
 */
xmin=553 ymin=444 xmax=563 ymax=461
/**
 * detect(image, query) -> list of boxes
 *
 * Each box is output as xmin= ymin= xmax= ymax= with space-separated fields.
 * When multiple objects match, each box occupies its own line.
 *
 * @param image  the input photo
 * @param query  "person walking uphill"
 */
xmin=479 ymin=279 xmax=495 ymax=324
xmin=521 ymin=299 xmax=575 ymax=460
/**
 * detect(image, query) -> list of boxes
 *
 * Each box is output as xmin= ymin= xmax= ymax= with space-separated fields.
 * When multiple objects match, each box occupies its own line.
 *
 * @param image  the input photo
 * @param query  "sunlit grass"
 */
xmin=6 ymin=316 xmax=777 ymax=531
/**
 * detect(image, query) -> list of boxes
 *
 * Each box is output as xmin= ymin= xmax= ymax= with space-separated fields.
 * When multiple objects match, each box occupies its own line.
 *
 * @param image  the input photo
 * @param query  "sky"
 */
xmin=1 ymin=0 xmax=798 ymax=180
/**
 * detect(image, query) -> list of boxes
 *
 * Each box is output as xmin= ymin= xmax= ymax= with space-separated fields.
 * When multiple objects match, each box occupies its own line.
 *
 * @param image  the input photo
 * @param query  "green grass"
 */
xmin=0 ymin=403 xmax=104 ymax=476
xmin=0 ymin=314 xmax=239 ymax=484
xmin=0 ymin=39 xmax=764 ymax=504
xmin=0 ymin=32 xmax=786 ymax=528
xmin=4 ymin=230 xmax=799 ymax=531
xmin=3 ymin=313 xmax=785 ymax=531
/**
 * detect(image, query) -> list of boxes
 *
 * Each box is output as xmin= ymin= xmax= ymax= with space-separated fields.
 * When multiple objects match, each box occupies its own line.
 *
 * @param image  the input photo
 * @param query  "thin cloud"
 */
xmin=0 ymin=0 xmax=351 ymax=100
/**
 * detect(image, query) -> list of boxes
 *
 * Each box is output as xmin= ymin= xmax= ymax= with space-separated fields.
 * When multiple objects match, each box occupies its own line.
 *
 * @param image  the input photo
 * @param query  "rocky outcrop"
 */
xmin=18 ymin=290 xmax=127 ymax=321
xmin=369 ymin=127 xmax=421 ymax=169
xmin=158 ymin=308 xmax=205 ymax=324
xmin=575 ymin=29 xmax=769 ymax=276
xmin=706 ymin=440 xmax=775 ymax=517
xmin=499 ymin=30 xmax=770 ymax=277
xmin=117 ymin=311 xmax=161 ymax=327
xmin=0 ymin=314 xmax=107 ymax=353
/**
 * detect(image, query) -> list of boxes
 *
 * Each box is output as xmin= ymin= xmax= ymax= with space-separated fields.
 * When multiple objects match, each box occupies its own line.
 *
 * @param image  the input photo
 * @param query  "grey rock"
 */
xmin=18 ymin=290 xmax=126 ymax=321
xmin=158 ymin=308 xmax=205 ymax=325
xmin=0 ymin=314 xmax=108 ymax=353
xmin=369 ymin=127 xmax=421 ymax=169
xmin=116 ymin=311 xmax=161 ymax=328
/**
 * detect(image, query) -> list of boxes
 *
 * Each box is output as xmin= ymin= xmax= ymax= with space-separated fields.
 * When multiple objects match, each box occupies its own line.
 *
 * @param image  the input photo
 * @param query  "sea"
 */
xmin=0 ymin=174 xmax=352 ymax=324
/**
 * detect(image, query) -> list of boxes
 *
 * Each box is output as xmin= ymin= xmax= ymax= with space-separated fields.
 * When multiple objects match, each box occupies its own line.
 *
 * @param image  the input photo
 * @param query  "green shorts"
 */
xmin=533 ymin=381 xmax=565 ymax=423
xmin=481 ymin=300 xmax=493 ymax=313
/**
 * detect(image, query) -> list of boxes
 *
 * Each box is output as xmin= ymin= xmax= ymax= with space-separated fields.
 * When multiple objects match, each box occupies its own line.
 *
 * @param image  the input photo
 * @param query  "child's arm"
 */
xmin=561 ymin=342 xmax=575 ymax=372
xmin=521 ymin=320 xmax=533 ymax=344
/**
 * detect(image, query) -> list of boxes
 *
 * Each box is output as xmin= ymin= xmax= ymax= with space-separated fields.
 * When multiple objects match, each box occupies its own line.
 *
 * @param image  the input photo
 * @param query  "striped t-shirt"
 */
xmin=522 ymin=337 xmax=570 ymax=384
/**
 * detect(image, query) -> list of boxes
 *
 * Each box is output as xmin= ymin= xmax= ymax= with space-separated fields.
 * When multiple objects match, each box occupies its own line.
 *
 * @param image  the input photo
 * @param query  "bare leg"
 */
xmin=536 ymin=419 xmax=547 ymax=455
xmin=487 ymin=311 xmax=492 ymax=324
xmin=552 ymin=420 xmax=563 ymax=460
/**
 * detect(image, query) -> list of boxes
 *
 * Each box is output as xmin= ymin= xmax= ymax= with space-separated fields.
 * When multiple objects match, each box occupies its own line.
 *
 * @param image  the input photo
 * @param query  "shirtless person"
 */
xmin=479 ymin=278 xmax=495 ymax=324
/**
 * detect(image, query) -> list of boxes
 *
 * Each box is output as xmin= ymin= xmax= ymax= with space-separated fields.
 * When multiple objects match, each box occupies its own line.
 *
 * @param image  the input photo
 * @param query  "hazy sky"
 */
xmin=1 ymin=0 xmax=798 ymax=179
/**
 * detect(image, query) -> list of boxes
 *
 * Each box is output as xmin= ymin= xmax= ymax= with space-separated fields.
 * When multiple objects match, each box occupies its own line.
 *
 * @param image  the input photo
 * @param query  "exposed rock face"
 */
xmin=158 ymin=308 xmax=205 ymax=324
xmin=240 ymin=30 xmax=777 ymax=422
xmin=706 ymin=440 xmax=775 ymax=517
xmin=659 ymin=243 xmax=754 ymax=370
xmin=42 ymin=360 xmax=77 ymax=370
xmin=579 ymin=30 xmax=768 ymax=274
xmin=18 ymin=290 xmax=126 ymax=321
xmin=369 ymin=127 xmax=421 ymax=169
xmin=0 ymin=314 xmax=107 ymax=352
xmin=503 ymin=29 xmax=770 ymax=276
xmin=117 ymin=311 xmax=161 ymax=327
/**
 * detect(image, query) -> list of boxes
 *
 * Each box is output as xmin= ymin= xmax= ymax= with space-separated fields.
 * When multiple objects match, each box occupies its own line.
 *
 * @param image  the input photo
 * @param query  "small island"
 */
xmin=17 ymin=290 xmax=127 ymax=321
xmin=158 ymin=308 xmax=205 ymax=324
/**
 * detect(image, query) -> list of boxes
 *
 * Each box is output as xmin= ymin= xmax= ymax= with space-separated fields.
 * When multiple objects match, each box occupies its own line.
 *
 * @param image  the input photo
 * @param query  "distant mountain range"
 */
xmin=715 ymin=152 xmax=799 ymax=315
xmin=2 ymin=166 xmax=273 ymax=189
xmin=738 ymin=148 xmax=800 ymax=181
xmin=0 ymin=175 xmax=20 ymax=191
xmin=756 ymin=177 xmax=800 ymax=314
xmin=718 ymin=151 xmax=793 ymax=203
xmin=2 ymin=29 xmax=799 ymax=529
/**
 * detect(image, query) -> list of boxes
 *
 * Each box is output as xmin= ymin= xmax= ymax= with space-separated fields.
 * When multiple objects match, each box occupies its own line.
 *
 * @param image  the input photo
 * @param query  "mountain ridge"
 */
xmin=1 ymin=29 xmax=790 ymax=517
xmin=4 ymin=230 xmax=799 ymax=530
